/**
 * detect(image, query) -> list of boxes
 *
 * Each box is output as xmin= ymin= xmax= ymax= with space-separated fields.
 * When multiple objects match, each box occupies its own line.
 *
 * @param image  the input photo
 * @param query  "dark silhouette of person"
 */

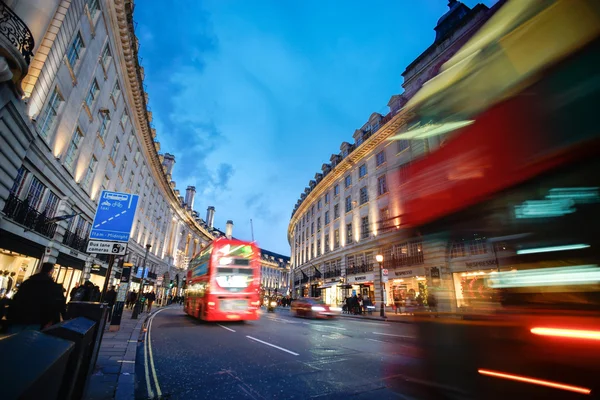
xmin=104 ymin=286 xmax=117 ymax=322
xmin=146 ymin=291 xmax=156 ymax=313
xmin=7 ymin=262 xmax=65 ymax=333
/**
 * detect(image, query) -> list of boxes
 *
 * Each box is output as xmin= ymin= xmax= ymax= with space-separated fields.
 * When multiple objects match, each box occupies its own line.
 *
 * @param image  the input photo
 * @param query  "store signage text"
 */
xmin=465 ymin=259 xmax=497 ymax=269
xmin=69 ymin=250 xmax=78 ymax=257
xmin=395 ymin=270 xmax=413 ymax=277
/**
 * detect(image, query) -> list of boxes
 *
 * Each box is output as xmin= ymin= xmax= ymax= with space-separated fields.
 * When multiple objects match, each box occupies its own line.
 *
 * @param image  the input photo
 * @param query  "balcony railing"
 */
xmin=3 ymin=194 xmax=57 ymax=238
xmin=346 ymin=263 xmax=375 ymax=275
xmin=324 ymin=270 xmax=341 ymax=279
xmin=385 ymin=253 xmax=425 ymax=269
xmin=0 ymin=2 xmax=34 ymax=64
xmin=62 ymin=230 xmax=89 ymax=253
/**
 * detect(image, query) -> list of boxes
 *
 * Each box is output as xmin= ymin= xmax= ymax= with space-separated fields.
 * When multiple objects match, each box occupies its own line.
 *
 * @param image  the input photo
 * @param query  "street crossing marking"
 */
xmin=246 ymin=336 xmax=299 ymax=356
xmin=217 ymin=324 xmax=236 ymax=332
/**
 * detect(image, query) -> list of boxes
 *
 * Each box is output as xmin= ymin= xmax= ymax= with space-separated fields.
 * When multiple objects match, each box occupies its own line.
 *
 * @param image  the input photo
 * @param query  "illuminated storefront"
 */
xmin=318 ymin=279 xmax=342 ymax=306
xmin=0 ymin=249 xmax=39 ymax=298
xmin=347 ymin=273 xmax=375 ymax=301
xmin=386 ymin=266 xmax=427 ymax=307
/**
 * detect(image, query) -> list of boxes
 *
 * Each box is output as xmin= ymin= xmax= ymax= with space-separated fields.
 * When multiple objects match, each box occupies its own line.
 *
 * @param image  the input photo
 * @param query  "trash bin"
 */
xmin=66 ymin=302 xmax=108 ymax=398
xmin=44 ymin=317 xmax=96 ymax=400
xmin=0 ymin=330 xmax=74 ymax=400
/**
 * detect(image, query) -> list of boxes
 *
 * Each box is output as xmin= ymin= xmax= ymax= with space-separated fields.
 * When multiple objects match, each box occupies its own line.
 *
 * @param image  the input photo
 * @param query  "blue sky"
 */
xmin=135 ymin=0 xmax=495 ymax=255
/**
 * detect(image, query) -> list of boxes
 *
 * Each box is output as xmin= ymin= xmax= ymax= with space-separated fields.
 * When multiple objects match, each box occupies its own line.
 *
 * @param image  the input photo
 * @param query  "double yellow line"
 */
xmin=144 ymin=308 xmax=167 ymax=398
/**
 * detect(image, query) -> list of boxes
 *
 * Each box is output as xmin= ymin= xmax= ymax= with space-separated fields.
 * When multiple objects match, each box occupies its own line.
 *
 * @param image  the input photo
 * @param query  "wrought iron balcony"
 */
xmin=0 ymin=1 xmax=35 ymax=91
xmin=2 ymin=193 xmax=57 ymax=238
xmin=346 ymin=263 xmax=375 ymax=275
xmin=324 ymin=270 xmax=341 ymax=279
xmin=62 ymin=230 xmax=89 ymax=253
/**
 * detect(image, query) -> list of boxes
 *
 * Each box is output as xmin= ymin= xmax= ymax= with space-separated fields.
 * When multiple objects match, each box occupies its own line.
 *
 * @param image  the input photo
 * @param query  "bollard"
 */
xmin=0 ymin=330 xmax=74 ymax=400
xmin=66 ymin=302 xmax=108 ymax=398
xmin=44 ymin=317 xmax=96 ymax=400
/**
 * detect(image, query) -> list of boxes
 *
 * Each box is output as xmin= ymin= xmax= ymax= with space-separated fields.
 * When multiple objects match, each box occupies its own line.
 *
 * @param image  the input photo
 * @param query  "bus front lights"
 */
xmin=208 ymin=301 xmax=215 ymax=306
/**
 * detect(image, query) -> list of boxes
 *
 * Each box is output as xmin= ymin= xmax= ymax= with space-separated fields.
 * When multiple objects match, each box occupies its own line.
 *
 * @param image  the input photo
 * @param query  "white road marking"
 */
xmin=367 ymin=338 xmax=385 ymax=343
xmin=246 ymin=336 xmax=299 ymax=356
xmin=350 ymin=321 xmax=391 ymax=326
xmin=143 ymin=322 xmax=154 ymax=398
xmin=265 ymin=316 xmax=300 ymax=324
xmin=372 ymin=332 xmax=415 ymax=339
xmin=217 ymin=324 xmax=236 ymax=332
xmin=302 ymin=322 xmax=346 ymax=330
xmin=118 ymin=360 xmax=136 ymax=363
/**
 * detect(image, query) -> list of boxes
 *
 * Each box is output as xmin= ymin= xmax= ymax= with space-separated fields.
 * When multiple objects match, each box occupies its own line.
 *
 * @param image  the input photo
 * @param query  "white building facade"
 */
xmin=0 ymin=0 xmax=216 ymax=300
xmin=288 ymin=1 xmax=497 ymax=309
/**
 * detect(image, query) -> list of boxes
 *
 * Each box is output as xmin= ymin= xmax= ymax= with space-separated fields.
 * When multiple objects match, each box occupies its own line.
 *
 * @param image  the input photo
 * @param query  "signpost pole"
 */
xmin=109 ymin=261 xmax=132 ymax=331
xmin=100 ymin=254 xmax=116 ymax=303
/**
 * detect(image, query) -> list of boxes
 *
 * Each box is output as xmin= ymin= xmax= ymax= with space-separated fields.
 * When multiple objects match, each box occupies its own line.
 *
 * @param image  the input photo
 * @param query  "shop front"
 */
xmin=0 ymin=249 xmax=40 ymax=298
xmin=88 ymin=263 xmax=109 ymax=290
xmin=55 ymin=251 xmax=86 ymax=300
xmin=387 ymin=266 xmax=427 ymax=307
xmin=451 ymin=258 xmax=500 ymax=308
xmin=318 ymin=278 xmax=342 ymax=306
xmin=346 ymin=273 xmax=375 ymax=301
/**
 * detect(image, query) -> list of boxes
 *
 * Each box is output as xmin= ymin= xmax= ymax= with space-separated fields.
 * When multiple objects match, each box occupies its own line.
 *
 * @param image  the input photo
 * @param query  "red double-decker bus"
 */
xmin=184 ymin=238 xmax=261 ymax=322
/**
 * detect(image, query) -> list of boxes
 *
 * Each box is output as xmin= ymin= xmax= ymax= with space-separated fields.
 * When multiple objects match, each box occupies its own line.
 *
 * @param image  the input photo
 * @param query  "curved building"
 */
xmin=0 ymin=0 xmax=224 ymax=301
xmin=288 ymin=1 xmax=496 ymax=307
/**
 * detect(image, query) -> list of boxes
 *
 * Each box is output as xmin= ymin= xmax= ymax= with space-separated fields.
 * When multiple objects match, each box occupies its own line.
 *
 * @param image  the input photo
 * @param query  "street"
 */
xmin=135 ymin=307 xmax=424 ymax=399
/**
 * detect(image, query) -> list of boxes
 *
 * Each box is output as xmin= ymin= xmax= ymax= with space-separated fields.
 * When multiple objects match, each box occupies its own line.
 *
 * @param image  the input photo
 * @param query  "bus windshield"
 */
xmin=215 ymin=267 xmax=254 ymax=291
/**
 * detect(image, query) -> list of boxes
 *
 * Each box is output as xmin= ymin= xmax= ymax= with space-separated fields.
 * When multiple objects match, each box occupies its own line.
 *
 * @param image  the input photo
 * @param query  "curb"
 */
xmin=113 ymin=307 xmax=164 ymax=400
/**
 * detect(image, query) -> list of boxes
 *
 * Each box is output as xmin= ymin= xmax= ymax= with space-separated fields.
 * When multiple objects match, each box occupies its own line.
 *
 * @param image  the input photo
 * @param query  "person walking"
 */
xmin=6 ymin=263 xmax=66 ymax=333
xmin=104 ymin=286 xmax=117 ymax=322
xmin=146 ymin=291 xmax=156 ymax=313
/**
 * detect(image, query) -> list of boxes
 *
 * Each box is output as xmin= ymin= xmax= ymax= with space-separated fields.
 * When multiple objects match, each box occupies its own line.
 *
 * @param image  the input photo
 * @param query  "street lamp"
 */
xmin=376 ymin=254 xmax=385 ymax=318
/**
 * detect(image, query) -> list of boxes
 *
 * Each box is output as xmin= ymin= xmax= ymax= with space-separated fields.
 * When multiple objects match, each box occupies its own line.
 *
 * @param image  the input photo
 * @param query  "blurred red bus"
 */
xmin=184 ymin=238 xmax=261 ymax=322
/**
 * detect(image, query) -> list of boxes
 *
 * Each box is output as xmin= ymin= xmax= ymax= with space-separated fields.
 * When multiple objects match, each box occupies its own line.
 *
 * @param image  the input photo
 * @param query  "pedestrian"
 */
xmin=6 ymin=263 xmax=66 ymax=333
xmin=104 ymin=286 xmax=117 ymax=322
xmin=146 ymin=291 xmax=156 ymax=313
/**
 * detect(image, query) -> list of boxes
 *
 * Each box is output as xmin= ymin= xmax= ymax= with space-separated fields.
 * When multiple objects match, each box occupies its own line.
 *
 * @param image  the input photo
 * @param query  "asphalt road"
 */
xmin=135 ymin=306 xmax=426 ymax=399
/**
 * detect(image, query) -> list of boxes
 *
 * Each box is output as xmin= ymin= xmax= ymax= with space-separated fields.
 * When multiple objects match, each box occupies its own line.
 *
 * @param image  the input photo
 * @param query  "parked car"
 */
xmin=291 ymin=298 xmax=341 ymax=319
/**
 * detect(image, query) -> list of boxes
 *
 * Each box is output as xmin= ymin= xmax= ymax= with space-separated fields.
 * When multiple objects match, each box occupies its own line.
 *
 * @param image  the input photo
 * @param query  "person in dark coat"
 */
xmin=7 ymin=263 xmax=66 ymax=333
xmin=104 ymin=286 xmax=117 ymax=322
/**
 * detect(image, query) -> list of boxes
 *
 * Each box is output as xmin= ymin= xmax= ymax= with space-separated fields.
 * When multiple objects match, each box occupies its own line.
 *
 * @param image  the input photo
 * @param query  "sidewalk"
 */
xmin=85 ymin=307 xmax=152 ymax=400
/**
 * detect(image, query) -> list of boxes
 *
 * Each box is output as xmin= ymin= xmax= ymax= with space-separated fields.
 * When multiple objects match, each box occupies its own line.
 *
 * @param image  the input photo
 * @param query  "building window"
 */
xmin=86 ymin=79 xmax=100 ymax=108
xmin=376 ymin=150 xmax=385 ymax=167
xmin=317 ymin=217 xmax=321 ymax=232
xmin=379 ymin=207 xmax=391 ymax=229
xmin=344 ymin=175 xmax=352 ymax=188
xmin=359 ymin=186 xmax=368 ymax=205
xmin=361 ymin=216 xmax=369 ymax=239
xmin=311 ymin=205 xmax=315 ymax=216
xmin=98 ymin=111 xmax=110 ymax=142
xmin=469 ymin=239 xmax=488 ymax=255
xmin=87 ymin=0 xmax=100 ymax=18
xmin=398 ymin=139 xmax=410 ymax=153
xmin=67 ymin=32 xmax=84 ymax=66
xmin=450 ymin=242 xmax=466 ymax=258
xmin=118 ymin=156 xmax=127 ymax=178
xmin=310 ymin=222 xmax=314 ymax=235
xmin=325 ymin=192 xmax=330 ymax=204
xmin=377 ymin=175 xmax=388 ymax=196
xmin=333 ymin=204 xmax=339 ymax=219
xmin=82 ymin=156 xmax=98 ymax=190
xmin=127 ymin=131 xmax=135 ymax=149
xmin=334 ymin=229 xmax=340 ymax=249
xmin=109 ymin=137 xmax=120 ymax=162
xmin=120 ymin=108 xmax=129 ymax=128
xmin=359 ymin=164 xmax=367 ymax=178
xmin=10 ymin=166 xmax=28 ymax=196
xmin=26 ymin=177 xmax=46 ymax=210
xmin=317 ymin=199 xmax=322 ymax=210
xmin=112 ymin=80 xmax=121 ymax=102
xmin=325 ymin=233 xmax=330 ymax=253
xmin=317 ymin=239 xmax=321 ymax=256
xmin=64 ymin=127 xmax=84 ymax=170
xmin=101 ymin=43 xmax=111 ymax=66
xmin=334 ymin=184 xmax=339 ymax=196
xmin=324 ymin=211 xmax=330 ymax=225
xmin=127 ymin=172 xmax=135 ymax=189
xmin=101 ymin=174 xmax=110 ymax=191
xmin=38 ymin=87 xmax=62 ymax=138
xmin=345 ymin=196 xmax=352 ymax=213
xmin=134 ymin=150 xmax=141 ymax=165
xmin=44 ymin=191 xmax=59 ymax=218
xmin=346 ymin=223 xmax=352 ymax=243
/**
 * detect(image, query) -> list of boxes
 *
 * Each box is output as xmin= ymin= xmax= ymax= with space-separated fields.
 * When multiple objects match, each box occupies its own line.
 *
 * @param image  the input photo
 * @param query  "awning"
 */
xmin=318 ymin=282 xmax=338 ymax=289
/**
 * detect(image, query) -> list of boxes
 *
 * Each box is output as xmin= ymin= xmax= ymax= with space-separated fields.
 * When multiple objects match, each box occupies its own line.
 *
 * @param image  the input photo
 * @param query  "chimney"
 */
xmin=225 ymin=220 xmax=233 ymax=239
xmin=185 ymin=186 xmax=196 ymax=210
xmin=178 ymin=195 xmax=184 ymax=206
xmin=206 ymin=206 xmax=215 ymax=229
xmin=162 ymin=153 xmax=176 ymax=176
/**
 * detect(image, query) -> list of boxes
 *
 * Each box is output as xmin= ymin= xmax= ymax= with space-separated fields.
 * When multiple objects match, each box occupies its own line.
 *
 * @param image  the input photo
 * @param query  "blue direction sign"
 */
xmin=89 ymin=190 xmax=139 ymax=242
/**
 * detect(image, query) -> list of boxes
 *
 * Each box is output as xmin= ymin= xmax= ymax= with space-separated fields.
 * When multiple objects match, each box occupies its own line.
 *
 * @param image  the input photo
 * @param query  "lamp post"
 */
xmin=376 ymin=254 xmax=385 ymax=318
xmin=132 ymin=244 xmax=151 ymax=319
